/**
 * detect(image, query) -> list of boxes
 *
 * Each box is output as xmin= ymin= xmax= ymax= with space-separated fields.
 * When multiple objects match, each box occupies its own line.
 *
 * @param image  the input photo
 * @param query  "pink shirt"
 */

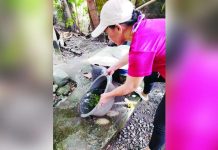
xmin=128 ymin=18 xmax=166 ymax=79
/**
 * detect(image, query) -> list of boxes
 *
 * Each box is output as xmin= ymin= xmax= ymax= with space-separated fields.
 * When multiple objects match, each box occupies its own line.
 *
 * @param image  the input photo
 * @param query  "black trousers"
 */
xmin=143 ymin=72 xmax=165 ymax=150
xmin=143 ymin=72 xmax=165 ymax=94
xmin=149 ymin=95 xmax=165 ymax=150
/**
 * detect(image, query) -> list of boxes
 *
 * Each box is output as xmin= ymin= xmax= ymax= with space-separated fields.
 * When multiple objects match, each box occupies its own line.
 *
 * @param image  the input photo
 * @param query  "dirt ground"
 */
xmin=54 ymin=26 xmax=107 ymax=62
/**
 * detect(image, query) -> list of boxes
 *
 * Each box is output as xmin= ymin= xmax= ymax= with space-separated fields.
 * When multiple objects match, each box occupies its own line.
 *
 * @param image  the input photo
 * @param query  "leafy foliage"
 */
xmin=53 ymin=0 xmax=84 ymax=29
xmin=66 ymin=18 xmax=74 ymax=28
xmin=53 ymin=0 xmax=64 ymax=22
xmin=68 ymin=0 xmax=84 ymax=7
xmin=95 ymin=0 xmax=108 ymax=13
xmin=88 ymin=93 xmax=100 ymax=110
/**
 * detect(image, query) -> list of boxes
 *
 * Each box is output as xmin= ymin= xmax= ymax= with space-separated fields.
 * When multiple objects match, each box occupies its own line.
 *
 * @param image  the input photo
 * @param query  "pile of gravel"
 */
xmin=106 ymin=83 xmax=165 ymax=150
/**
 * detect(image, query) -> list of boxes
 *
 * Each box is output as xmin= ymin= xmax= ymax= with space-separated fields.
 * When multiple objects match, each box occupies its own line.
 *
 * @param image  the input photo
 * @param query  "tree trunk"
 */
xmin=73 ymin=3 xmax=81 ymax=33
xmin=68 ymin=2 xmax=81 ymax=33
xmin=68 ymin=3 xmax=76 ymax=31
xmin=62 ymin=0 xmax=72 ymax=20
xmin=68 ymin=2 xmax=74 ymax=14
xmin=62 ymin=0 xmax=74 ymax=30
xmin=86 ymin=0 xmax=100 ymax=29
xmin=88 ymin=8 xmax=94 ymax=30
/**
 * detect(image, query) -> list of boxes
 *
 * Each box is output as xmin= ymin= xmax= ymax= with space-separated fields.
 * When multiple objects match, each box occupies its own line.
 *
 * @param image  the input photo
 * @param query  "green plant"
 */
xmin=95 ymin=0 xmax=108 ymax=13
xmin=68 ymin=0 xmax=84 ymax=7
xmin=53 ymin=0 xmax=64 ymax=22
xmin=65 ymin=18 xmax=74 ymax=28
xmin=88 ymin=93 xmax=100 ymax=110
xmin=83 ymin=7 xmax=88 ymax=15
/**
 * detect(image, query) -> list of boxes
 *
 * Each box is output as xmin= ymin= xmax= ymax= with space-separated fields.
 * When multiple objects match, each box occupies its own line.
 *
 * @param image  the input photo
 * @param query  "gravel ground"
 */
xmin=106 ymin=83 xmax=165 ymax=150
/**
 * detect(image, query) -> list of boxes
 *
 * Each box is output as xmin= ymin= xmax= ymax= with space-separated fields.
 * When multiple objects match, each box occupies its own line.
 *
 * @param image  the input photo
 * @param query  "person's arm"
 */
xmin=100 ymin=75 xmax=143 ymax=104
xmin=107 ymin=53 xmax=128 ymax=75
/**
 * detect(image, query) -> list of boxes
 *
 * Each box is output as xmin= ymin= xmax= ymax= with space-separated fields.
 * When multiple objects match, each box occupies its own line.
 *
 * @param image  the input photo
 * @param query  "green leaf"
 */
xmin=65 ymin=18 xmax=74 ymax=28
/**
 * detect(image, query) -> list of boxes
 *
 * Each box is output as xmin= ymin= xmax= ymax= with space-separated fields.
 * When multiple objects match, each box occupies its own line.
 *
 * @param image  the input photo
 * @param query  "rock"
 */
xmin=70 ymin=48 xmax=82 ymax=55
xmin=56 ymin=84 xmax=71 ymax=96
xmin=129 ymin=144 xmax=133 ymax=149
xmin=53 ymin=84 xmax=58 ymax=93
xmin=53 ymin=68 xmax=69 ymax=86
xmin=95 ymin=118 xmax=110 ymax=125
xmin=85 ymin=34 xmax=91 ymax=39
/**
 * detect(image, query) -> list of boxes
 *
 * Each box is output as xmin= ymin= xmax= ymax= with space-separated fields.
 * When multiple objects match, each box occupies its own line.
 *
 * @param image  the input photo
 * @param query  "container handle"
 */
xmin=106 ymin=74 xmax=112 ymax=83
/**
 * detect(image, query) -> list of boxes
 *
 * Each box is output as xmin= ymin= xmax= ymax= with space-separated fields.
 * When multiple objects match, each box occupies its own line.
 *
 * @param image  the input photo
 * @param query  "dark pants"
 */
xmin=143 ymin=72 xmax=165 ymax=94
xmin=143 ymin=72 xmax=165 ymax=150
xmin=149 ymin=95 xmax=165 ymax=150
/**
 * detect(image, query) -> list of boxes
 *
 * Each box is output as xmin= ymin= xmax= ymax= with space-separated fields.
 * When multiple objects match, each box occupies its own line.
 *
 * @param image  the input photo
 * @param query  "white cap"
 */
xmin=91 ymin=0 xmax=134 ymax=38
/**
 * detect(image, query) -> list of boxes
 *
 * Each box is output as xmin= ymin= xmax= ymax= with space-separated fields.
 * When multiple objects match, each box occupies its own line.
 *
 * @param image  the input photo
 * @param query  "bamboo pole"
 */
xmin=136 ymin=0 xmax=156 ymax=10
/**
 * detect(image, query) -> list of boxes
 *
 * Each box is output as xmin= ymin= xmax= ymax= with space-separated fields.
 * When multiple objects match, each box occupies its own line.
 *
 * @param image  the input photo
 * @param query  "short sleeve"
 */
xmin=128 ymin=51 xmax=155 ymax=77
xmin=127 ymin=18 xmax=165 ymax=78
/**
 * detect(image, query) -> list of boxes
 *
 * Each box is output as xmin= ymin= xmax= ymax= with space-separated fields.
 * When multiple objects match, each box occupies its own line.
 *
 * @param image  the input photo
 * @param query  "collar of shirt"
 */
xmin=132 ymin=14 xmax=145 ymax=33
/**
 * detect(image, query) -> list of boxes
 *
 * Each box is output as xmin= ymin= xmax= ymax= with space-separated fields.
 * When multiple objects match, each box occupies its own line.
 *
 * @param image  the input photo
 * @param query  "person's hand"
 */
xmin=99 ymin=93 xmax=110 ymax=106
xmin=107 ymin=66 xmax=116 ymax=75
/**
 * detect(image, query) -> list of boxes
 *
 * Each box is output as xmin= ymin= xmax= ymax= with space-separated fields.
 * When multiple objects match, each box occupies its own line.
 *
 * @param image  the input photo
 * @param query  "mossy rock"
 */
xmin=53 ymin=68 xmax=70 ymax=86
xmin=57 ymin=84 xmax=71 ymax=96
